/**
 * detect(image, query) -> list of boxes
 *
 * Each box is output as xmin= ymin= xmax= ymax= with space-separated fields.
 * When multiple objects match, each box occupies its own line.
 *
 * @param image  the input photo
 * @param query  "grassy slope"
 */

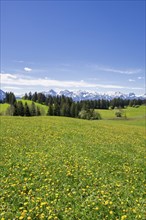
xmin=0 ymin=102 xmax=145 ymax=126
xmin=97 ymin=105 xmax=146 ymax=127
xmin=97 ymin=105 xmax=146 ymax=119
xmin=0 ymin=116 xmax=145 ymax=219
xmin=0 ymin=103 xmax=10 ymax=115
xmin=20 ymin=99 xmax=48 ymax=115
xmin=0 ymin=100 xmax=48 ymax=115
xmin=125 ymin=105 xmax=146 ymax=118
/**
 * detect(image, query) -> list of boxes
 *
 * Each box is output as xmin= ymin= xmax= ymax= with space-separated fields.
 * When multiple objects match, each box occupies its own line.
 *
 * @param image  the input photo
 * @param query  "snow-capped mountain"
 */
xmin=44 ymin=89 xmax=146 ymax=101
xmin=0 ymin=89 xmax=6 ymax=101
xmin=1 ymin=89 xmax=145 ymax=102
xmin=43 ymin=89 xmax=57 ymax=97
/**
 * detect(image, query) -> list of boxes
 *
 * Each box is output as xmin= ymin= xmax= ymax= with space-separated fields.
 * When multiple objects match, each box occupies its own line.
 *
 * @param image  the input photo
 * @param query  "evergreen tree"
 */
xmin=32 ymin=92 xmax=38 ymax=102
xmin=37 ymin=93 xmax=46 ymax=104
xmin=5 ymin=92 xmax=16 ymax=105
xmin=53 ymin=102 xmax=60 ymax=116
xmin=30 ymin=102 xmax=36 ymax=116
xmin=28 ymin=92 xmax=32 ymax=100
xmin=17 ymin=101 xmax=24 ymax=116
xmin=13 ymin=102 xmax=18 ymax=116
xmin=70 ymin=102 xmax=76 ymax=117
xmin=45 ymin=97 xmax=49 ymax=106
xmin=24 ymin=102 xmax=31 ymax=116
xmin=75 ymin=102 xmax=81 ymax=117
xmin=47 ymin=104 xmax=53 ymax=116
xmin=36 ymin=106 xmax=41 ymax=116
xmin=60 ymin=103 xmax=66 ymax=116
xmin=23 ymin=93 xmax=28 ymax=100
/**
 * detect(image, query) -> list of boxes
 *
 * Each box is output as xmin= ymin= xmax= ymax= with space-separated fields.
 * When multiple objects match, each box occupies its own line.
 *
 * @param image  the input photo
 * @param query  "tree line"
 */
xmin=2 ymin=91 xmax=145 ymax=119
xmin=22 ymin=91 xmax=145 ymax=109
xmin=6 ymin=101 xmax=41 ymax=116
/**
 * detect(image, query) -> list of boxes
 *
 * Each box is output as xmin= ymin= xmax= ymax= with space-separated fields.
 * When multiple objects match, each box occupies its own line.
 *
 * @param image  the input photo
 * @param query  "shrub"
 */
xmin=78 ymin=109 xmax=101 ymax=120
xmin=115 ymin=111 xmax=122 ymax=117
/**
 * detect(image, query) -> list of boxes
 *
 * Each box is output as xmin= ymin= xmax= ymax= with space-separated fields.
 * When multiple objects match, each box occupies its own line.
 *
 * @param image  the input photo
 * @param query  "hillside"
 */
xmin=0 ymin=100 xmax=48 ymax=116
xmin=0 ymin=115 xmax=145 ymax=219
xmin=20 ymin=99 xmax=48 ymax=115
xmin=0 ymin=103 xmax=10 ymax=115
xmin=0 ymin=102 xmax=145 ymax=123
xmin=97 ymin=105 xmax=146 ymax=119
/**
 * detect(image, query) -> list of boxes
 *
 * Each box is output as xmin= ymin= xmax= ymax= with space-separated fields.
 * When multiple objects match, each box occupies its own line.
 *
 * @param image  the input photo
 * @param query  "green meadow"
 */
xmin=0 ymin=105 xmax=145 ymax=220
xmin=0 ymin=103 xmax=10 ymax=115
xmin=0 ymin=100 xmax=48 ymax=116
xmin=97 ymin=105 xmax=146 ymax=120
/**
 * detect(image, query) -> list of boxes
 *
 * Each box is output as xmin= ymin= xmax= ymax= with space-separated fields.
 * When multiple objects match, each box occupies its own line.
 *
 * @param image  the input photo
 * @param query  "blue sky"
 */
xmin=1 ymin=0 xmax=145 ymax=95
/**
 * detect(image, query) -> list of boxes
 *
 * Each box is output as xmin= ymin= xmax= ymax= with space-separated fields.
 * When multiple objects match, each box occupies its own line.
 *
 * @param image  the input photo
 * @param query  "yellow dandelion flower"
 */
xmin=94 ymin=207 xmax=99 ymax=211
xmin=110 ymin=211 xmax=113 ymax=215
xmin=121 ymin=215 xmax=127 ymax=220
xmin=105 ymin=200 xmax=109 ymax=205
xmin=19 ymin=207 xmax=24 ymax=210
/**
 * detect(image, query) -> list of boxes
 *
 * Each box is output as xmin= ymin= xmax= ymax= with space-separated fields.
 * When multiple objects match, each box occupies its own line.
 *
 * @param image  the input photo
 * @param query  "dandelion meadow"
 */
xmin=0 ymin=113 xmax=145 ymax=220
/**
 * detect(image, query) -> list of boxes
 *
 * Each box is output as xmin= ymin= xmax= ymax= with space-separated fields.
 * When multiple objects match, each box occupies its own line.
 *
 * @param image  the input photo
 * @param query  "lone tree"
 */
xmin=115 ymin=108 xmax=124 ymax=118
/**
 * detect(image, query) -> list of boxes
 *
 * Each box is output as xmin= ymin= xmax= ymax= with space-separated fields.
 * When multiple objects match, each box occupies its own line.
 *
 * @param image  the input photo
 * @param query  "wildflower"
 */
xmin=110 ymin=211 xmax=113 ymax=215
xmin=105 ymin=200 xmax=109 ymax=205
xmin=121 ymin=215 xmax=127 ymax=220
xmin=94 ymin=207 xmax=99 ymax=211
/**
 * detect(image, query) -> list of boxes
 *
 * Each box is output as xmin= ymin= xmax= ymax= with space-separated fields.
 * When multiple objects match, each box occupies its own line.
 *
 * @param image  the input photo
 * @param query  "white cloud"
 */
xmin=0 ymin=73 xmax=143 ymax=91
xmin=128 ymin=79 xmax=135 ymax=82
xmin=1 ymin=73 xmax=144 ymax=97
xmin=24 ymin=67 xmax=32 ymax=72
xmin=99 ymin=67 xmax=141 ymax=75
xmin=138 ymin=76 xmax=144 ymax=80
xmin=1 ymin=73 xmax=18 ymax=79
xmin=3 ymin=86 xmax=21 ymax=90
xmin=87 ymin=64 xmax=142 ymax=75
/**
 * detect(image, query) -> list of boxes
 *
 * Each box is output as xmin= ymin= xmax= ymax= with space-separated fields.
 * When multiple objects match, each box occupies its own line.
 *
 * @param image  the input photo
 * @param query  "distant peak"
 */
xmin=42 ymin=89 xmax=145 ymax=101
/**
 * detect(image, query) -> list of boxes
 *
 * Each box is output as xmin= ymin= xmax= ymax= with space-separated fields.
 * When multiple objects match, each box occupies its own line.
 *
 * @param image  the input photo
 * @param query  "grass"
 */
xmin=97 ymin=105 xmax=146 ymax=120
xmin=124 ymin=105 xmax=146 ymax=118
xmin=0 ymin=100 xmax=49 ymax=116
xmin=0 ymin=103 xmax=10 ymax=115
xmin=1 ymin=102 xmax=145 ymax=119
xmin=20 ymin=100 xmax=49 ymax=115
xmin=0 ymin=115 xmax=145 ymax=220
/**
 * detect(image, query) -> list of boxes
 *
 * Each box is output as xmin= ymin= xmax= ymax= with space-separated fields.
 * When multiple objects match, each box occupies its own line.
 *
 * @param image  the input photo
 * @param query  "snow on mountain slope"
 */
xmin=44 ymin=89 xmax=146 ymax=101
xmin=0 ymin=90 xmax=6 ymax=101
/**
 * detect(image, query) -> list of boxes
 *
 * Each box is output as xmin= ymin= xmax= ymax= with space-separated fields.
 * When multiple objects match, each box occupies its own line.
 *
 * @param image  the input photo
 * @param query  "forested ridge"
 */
xmin=1 ymin=91 xmax=145 ymax=119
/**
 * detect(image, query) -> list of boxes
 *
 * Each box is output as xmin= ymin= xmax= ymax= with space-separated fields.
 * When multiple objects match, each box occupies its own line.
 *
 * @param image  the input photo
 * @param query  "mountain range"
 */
xmin=43 ymin=89 xmax=146 ymax=101
xmin=0 ymin=89 xmax=145 ymax=102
